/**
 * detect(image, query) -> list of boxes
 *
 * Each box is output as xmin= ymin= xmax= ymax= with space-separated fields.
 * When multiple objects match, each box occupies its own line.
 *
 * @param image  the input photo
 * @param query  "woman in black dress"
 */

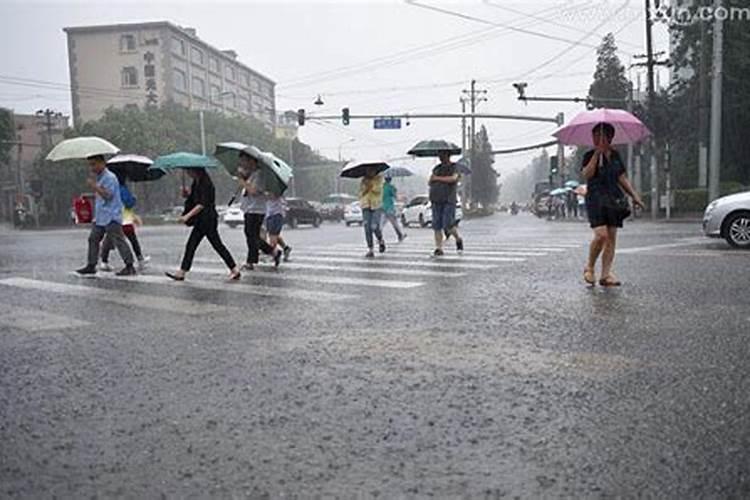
xmin=581 ymin=122 xmax=645 ymax=287
xmin=166 ymin=168 xmax=241 ymax=281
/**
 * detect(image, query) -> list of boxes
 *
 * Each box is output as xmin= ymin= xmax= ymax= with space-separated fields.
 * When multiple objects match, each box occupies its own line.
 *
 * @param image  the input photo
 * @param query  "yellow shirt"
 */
xmin=359 ymin=175 xmax=384 ymax=210
xmin=122 ymin=207 xmax=136 ymax=225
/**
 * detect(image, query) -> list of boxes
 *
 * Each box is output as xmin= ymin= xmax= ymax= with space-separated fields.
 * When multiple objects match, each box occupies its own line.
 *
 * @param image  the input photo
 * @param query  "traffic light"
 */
xmin=297 ymin=108 xmax=305 ymax=126
xmin=342 ymin=107 xmax=350 ymax=126
xmin=550 ymin=155 xmax=559 ymax=176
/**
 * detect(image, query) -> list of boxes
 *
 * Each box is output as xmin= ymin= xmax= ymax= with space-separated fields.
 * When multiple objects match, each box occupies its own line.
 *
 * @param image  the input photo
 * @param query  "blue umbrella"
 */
xmin=150 ymin=152 xmax=220 ymax=170
xmin=384 ymin=166 xmax=414 ymax=178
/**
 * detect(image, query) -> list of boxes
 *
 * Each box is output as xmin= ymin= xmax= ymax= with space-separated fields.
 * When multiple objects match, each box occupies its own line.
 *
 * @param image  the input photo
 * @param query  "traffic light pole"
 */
xmin=303 ymin=112 xmax=559 ymax=125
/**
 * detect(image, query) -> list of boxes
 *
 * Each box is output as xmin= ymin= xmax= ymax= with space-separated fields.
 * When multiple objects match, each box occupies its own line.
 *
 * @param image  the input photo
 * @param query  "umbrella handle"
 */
xmin=228 ymin=186 xmax=243 ymax=206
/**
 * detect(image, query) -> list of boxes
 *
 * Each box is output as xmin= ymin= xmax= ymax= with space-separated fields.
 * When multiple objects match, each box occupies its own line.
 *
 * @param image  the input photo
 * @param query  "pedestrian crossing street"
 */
xmin=0 ymin=239 xmax=584 ymax=332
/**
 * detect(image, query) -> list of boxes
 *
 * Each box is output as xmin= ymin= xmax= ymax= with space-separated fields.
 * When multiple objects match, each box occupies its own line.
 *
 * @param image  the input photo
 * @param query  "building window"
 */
xmin=225 ymin=65 xmax=236 ymax=81
xmin=121 ymin=67 xmax=138 ymax=87
xmin=173 ymin=69 xmax=187 ymax=92
xmin=209 ymin=84 xmax=221 ymax=102
xmin=238 ymin=96 xmax=249 ymax=112
xmin=171 ymin=37 xmax=186 ymax=57
xmin=144 ymin=64 xmax=155 ymax=78
xmin=242 ymin=72 xmax=251 ymax=88
xmin=120 ymin=34 xmax=136 ymax=52
xmin=192 ymin=77 xmax=205 ymax=98
xmin=191 ymin=46 xmax=204 ymax=66
xmin=209 ymin=57 xmax=219 ymax=73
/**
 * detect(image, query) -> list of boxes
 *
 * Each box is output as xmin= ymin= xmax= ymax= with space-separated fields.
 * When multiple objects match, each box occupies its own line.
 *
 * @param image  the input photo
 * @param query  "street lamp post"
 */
xmin=199 ymin=91 xmax=234 ymax=155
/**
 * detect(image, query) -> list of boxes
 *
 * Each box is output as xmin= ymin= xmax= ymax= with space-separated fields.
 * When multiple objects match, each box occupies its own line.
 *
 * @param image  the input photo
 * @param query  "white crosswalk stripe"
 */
xmin=291 ymin=251 xmax=526 ymax=264
xmin=322 ymin=247 xmax=548 ymax=257
xmin=0 ymin=302 xmax=90 ymax=332
xmin=0 ymin=277 xmax=229 ymax=315
xmin=167 ymin=265 xmax=425 ymax=289
xmin=97 ymin=273 xmax=356 ymax=301
xmin=269 ymin=262 xmax=466 ymax=278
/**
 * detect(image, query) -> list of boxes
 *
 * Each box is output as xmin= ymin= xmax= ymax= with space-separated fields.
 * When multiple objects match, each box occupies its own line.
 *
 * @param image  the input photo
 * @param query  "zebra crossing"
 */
xmin=0 ymin=238 xmax=582 ymax=332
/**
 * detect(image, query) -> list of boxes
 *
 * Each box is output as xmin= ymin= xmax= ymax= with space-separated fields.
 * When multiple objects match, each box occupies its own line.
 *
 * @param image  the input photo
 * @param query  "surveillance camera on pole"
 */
xmin=512 ymin=82 xmax=528 ymax=101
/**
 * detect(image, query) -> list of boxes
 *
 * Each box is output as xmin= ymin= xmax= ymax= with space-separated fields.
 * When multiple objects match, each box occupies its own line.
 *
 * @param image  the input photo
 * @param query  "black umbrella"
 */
xmin=340 ymin=160 xmax=390 ymax=179
xmin=107 ymin=154 xmax=165 ymax=182
xmin=407 ymin=139 xmax=462 ymax=158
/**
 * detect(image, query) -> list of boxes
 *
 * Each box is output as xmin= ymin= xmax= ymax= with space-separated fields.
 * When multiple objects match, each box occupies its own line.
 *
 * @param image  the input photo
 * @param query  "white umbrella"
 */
xmin=46 ymin=136 xmax=120 ymax=162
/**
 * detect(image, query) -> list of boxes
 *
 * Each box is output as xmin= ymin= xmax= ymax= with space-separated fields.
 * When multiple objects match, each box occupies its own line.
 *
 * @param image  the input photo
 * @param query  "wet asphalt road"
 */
xmin=1 ymin=213 xmax=749 ymax=498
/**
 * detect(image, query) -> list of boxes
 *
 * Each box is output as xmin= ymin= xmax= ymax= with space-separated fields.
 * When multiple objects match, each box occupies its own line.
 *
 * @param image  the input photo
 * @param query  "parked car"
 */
xmin=401 ymin=195 xmax=463 ymax=228
xmin=703 ymin=190 xmax=750 ymax=248
xmin=344 ymin=202 xmax=363 ymax=226
xmin=286 ymin=198 xmax=323 ymax=228
xmin=222 ymin=206 xmax=244 ymax=228
xmin=320 ymin=193 xmax=357 ymax=221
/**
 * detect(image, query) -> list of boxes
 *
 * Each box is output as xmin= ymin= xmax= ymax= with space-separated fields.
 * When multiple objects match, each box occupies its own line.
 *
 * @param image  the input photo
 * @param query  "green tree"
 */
xmin=0 ymin=108 xmax=14 ymax=166
xmin=470 ymin=126 xmax=499 ymax=208
xmin=588 ymin=33 xmax=630 ymax=109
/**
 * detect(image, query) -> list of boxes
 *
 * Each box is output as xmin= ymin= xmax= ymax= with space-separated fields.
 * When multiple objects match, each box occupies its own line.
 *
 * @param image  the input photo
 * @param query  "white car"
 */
xmin=402 ymin=195 xmax=463 ymax=228
xmin=703 ymin=190 xmax=750 ymax=248
xmin=344 ymin=202 xmax=363 ymax=226
xmin=222 ymin=206 xmax=244 ymax=228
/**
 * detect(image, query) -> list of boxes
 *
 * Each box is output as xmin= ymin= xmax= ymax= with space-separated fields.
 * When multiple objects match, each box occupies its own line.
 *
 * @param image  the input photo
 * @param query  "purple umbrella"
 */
xmin=553 ymin=108 xmax=651 ymax=146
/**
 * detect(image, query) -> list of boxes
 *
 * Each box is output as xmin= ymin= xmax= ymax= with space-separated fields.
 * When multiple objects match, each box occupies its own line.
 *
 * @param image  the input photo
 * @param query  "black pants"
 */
xmin=180 ymin=220 xmax=236 ymax=272
xmin=244 ymin=213 xmax=275 ymax=264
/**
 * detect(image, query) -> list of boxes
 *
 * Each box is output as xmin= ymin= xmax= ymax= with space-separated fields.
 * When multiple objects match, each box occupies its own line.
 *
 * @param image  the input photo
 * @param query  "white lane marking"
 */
xmin=0 ymin=302 xmax=90 ymax=332
xmin=259 ymin=262 xmax=465 ymax=278
xmin=330 ymin=242 xmax=580 ymax=250
xmin=164 ymin=266 xmax=425 ymax=290
xmin=343 ymin=248 xmax=549 ymax=257
xmin=618 ymin=240 xmax=710 ymax=254
xmin=98 ymin=273 xmax=355 ymax=302
xmin=280 ymin=255 xmax=507 ymax=269
xmin=291 ymin=251 xmax=526 ymax=264
xmin=0 ymin=277 xmax=228 ymax=315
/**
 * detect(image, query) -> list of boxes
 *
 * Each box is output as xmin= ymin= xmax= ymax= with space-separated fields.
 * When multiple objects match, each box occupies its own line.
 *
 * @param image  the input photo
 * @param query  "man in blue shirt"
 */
xmin=76 ymin=155 xmax=136 ymax=276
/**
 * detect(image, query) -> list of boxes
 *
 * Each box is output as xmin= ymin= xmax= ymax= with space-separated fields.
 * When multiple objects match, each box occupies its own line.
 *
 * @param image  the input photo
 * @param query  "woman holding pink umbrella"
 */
xmin=554 ymin=109 xmax=650 ymax=287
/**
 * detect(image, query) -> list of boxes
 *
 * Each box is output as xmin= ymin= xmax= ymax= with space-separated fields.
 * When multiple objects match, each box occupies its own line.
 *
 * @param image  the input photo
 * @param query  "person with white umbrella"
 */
xmin=75 ymin=155 xmax=136 ymax=277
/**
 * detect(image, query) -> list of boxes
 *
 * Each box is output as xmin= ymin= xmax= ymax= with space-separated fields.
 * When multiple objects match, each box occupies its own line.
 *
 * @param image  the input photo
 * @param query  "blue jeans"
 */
xmin=431 ymin=202 xmax=456 ymax=231
xmin=362 ymin=208 xmax=383 ymax=249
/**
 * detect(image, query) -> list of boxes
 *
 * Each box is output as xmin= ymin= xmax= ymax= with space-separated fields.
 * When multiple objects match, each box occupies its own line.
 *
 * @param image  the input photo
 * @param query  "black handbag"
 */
xmin=602 ymin=193 xmax=631 ymax=220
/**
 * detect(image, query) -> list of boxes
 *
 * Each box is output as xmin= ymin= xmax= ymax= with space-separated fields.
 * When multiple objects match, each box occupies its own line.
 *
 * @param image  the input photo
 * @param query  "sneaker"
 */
xmin=137 ymin=255 xmax=150 ymax=270
xmin=273 ymin=250 xmax=282 ymax=269
xmin=165 ymin=271 xmax=185 ymax=281
xmin=456 ymin=238 xmax=464 ymax=253
xmin=365 ymin=250 xmax=375 ymax=258
xmin=116 ymin=265 xmax=137 ymax=276
xmin=433 ymin=248 xmax=444 ymax=257
xmin=282 ymin=246 xmax=292 ymax=262
xmin=75 ymin=265 xmax=97 ymax=276
xmin=378 ymin=241 xmax=386 ymax=254
xmin=99 ymin=262 xmax=113 ymax=272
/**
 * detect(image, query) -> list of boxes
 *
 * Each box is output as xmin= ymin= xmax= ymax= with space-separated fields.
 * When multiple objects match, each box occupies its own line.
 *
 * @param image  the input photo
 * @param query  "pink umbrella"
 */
xmin=553 ymin=108 xmax=651 ymax=146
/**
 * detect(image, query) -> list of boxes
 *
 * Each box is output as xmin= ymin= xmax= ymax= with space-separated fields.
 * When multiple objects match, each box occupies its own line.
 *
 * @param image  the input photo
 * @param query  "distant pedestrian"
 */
xmin=100 ymin=176 xmax=150 ymax=271
xmin=429 ymin=151 xmax=463 ymax=256
xmin=581 ymin=122 xmax=644 ymax=286
xmin=360 ymin=167 xmax=385 ymax=258
xmin=381 ymin=175 xmax=405 ymax=242
xmin=75 ymin=155 xmax=136 ymax=277
xmin=237 ymin=152 xmax=277 ymax=270
xmin=567 ymin=190 xmax=579 ymax=219
xmin=165 ymin=168 xmax=240 ymax=281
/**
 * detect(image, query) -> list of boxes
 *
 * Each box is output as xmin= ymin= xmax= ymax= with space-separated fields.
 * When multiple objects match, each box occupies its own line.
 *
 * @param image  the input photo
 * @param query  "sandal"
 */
xmin=165 ymin=271 xmax=185 ymax=281
xmin=227 ymin=270 xmax=241 ymax=281
xmin=599 ymin=275 xmax=622 ymax=287
xmin=583 ymin=267 xmax=596 ymax=285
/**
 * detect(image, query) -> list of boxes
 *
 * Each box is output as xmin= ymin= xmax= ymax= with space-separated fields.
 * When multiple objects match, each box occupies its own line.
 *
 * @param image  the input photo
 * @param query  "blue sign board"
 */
xmin=374 ymin=117 xmax=402 ymax=129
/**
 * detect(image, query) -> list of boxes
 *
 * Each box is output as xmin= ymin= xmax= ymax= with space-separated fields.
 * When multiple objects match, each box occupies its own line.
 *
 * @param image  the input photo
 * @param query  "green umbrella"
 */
xmin=46 ymin=136 xmax=120 ymax=162
xmin=260 ymin=152 xmax=294 ymax=196
xmin=150 ymin=152 xmax=219 ymax=170
xmin=215 ymin=142 xmax=293 ymax=195
xmin=407 ymin=139 xmax=461 ymax=158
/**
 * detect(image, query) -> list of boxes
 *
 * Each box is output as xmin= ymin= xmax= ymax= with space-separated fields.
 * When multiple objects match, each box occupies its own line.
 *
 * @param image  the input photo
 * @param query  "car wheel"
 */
xmin=723 ymin=211 xmax=750 ymax=248
xmin=313 ymin=217 xmax=322 ymax=228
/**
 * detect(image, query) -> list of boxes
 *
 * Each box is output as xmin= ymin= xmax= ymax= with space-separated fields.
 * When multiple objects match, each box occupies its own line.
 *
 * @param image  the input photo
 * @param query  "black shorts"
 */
xmin=587 ymin=203 xmax=624 ymax=229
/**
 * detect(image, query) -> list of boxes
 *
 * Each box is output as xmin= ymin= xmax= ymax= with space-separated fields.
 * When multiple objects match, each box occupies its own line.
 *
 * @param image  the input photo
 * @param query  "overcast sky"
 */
xmin=0 ymin=0 xmax=670 ymax=176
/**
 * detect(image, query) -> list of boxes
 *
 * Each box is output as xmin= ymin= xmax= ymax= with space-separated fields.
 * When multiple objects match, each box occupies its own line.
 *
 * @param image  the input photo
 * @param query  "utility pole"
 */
xmin=35 ymin=109 xmax=62 ymax=150
xmin=697 ymin=13 xmax=709 ymax=188
xmin=556 ymin=112 xmax=565 ymax=186
xmin=645 ymin=0 xmax=659 ymax=220
xmin=708 ymin=0 xmax=724 ymax=203
xmin=462 ymin=80 xmax=487 ymax=207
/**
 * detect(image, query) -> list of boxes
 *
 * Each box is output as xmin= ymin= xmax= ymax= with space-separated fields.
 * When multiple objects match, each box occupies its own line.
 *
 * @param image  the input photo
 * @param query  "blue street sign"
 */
xmin=374 ymin=117 xmax=402 ymax=129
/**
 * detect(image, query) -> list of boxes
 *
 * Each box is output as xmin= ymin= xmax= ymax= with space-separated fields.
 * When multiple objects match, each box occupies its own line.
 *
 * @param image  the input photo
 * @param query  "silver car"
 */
xmin=703 ymin=191 xmax=750 ymax=248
